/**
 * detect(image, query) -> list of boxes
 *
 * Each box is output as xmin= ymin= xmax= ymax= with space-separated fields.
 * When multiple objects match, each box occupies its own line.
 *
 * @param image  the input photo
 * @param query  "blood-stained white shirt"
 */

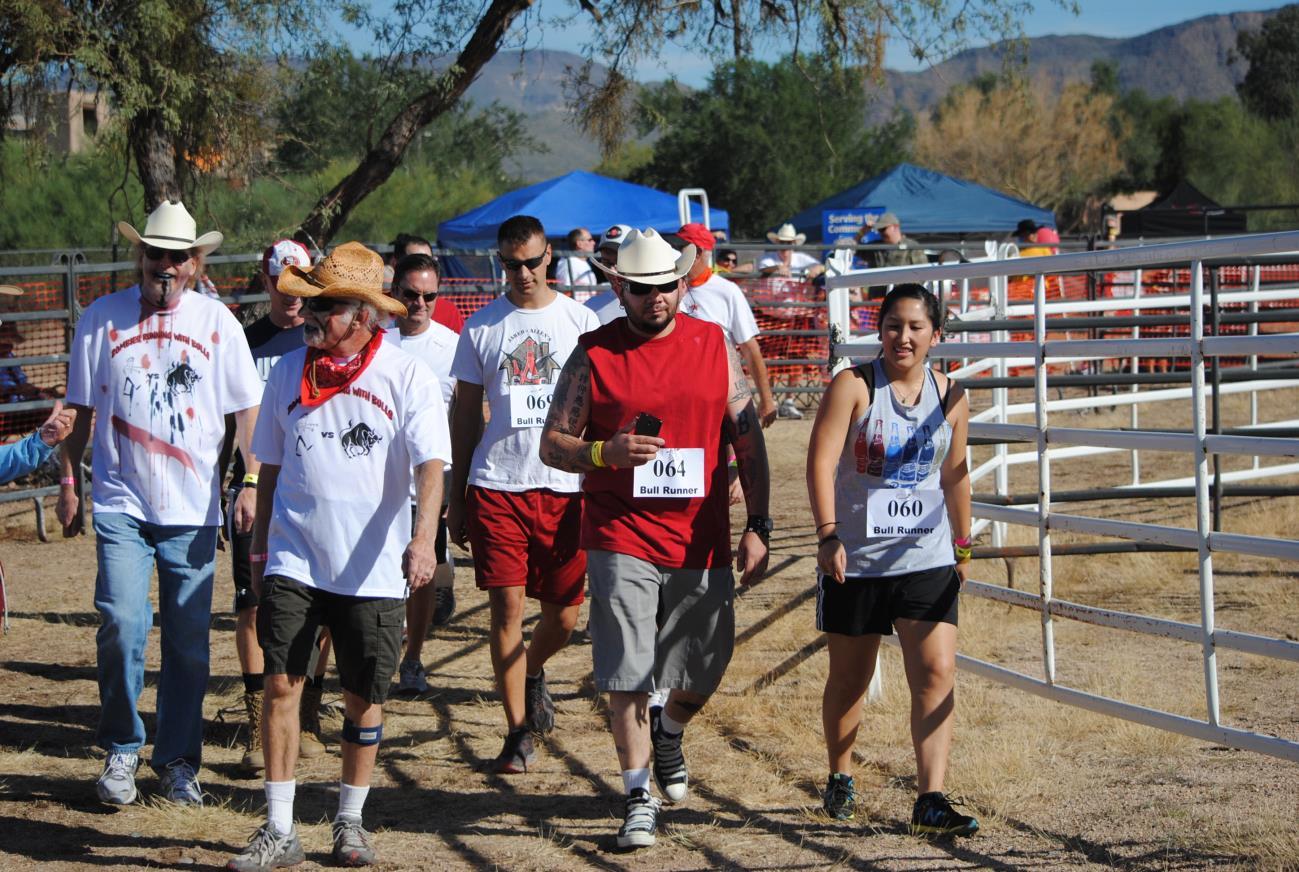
xmin=253 ymin=340 xmax=452 ymax=598
xmin=66 ymin=286 xmax=261 ymax=526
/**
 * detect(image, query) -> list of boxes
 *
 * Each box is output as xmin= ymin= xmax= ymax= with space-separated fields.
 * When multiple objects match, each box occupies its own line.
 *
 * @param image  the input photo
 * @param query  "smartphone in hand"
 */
xmin=633 ymin=412 xmax=662 ymax=437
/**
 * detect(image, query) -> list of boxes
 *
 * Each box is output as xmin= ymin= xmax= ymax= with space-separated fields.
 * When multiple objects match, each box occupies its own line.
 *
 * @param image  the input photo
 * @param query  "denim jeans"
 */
xmin=92 ymin=512 xmax=216 ymax=772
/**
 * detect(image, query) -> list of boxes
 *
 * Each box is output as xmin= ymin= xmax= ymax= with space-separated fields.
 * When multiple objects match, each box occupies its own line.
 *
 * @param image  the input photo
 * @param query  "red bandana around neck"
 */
xmin=299 ymin=327 xmax=384 ymax=408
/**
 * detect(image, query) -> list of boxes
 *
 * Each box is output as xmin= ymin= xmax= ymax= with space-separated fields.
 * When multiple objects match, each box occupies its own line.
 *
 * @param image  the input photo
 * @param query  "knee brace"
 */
xmin=341 ymin=718 xmax=383 ymax=746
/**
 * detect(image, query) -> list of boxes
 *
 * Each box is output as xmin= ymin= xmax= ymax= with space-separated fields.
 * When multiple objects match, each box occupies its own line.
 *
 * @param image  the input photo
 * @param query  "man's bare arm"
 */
xmin=539 ymin=346 xmax=595 ymax=473
xmin=722 ymin=341 xmax=770 ymax=518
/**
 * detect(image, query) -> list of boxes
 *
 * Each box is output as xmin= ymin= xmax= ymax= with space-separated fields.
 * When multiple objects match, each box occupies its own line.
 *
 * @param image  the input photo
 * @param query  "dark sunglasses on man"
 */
xmin=144 ymin=246 xmax=195 ymax=265
xmin=625 ymin=280 xmax=675 ymax=297
xmin=400 ymin=287 xmax=438 ymax=303
xmin=303 ymin=297 xmax=346 ymax=314
xmin=499 ymin=251 xmax=547 ymax=272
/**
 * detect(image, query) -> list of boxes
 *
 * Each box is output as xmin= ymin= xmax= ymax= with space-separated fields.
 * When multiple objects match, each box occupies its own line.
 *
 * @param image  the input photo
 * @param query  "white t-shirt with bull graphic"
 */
xmin=66 ymin=285 xmax=262 ymax=526
xmin=253 ymin=340 xmax=452 ymax=598
xmin=450 ymin=292 xmax=598 ymax=493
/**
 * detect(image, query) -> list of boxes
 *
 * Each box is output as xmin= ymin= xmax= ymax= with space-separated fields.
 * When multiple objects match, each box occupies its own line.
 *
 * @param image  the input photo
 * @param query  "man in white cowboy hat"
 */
xmin=584 ymin=223 xmax=630 ymax=325
xmin=57 ymin=200 xmax=263 ymax=807
xmin=539 ymin=227 xmax=772 ymax=849
xmin=758 ymin=222 xmax=825 ymax=279
xmin=447 ymin=214 xmax=598 ymax=775
xmin=0 ymin=285 xmax=76 ymax=481
xmin=228 ymin=241 xmax=451 ymax=870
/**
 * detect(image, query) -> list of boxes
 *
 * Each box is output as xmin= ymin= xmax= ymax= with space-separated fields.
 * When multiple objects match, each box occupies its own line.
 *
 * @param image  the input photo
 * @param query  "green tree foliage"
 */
xmin=1234 ymin=4 xmax=1299 ymax=122
xmin=631 ymin=56 xmax=913 ymax=236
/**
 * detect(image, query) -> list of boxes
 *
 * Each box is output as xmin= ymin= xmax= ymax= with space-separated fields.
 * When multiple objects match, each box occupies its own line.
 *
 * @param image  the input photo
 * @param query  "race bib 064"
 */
xmin=509 ymin=384 xmax=554 ymax=428
xmin=865 ymin=488 xmax=945 ymax=539
xmin=633 ymin=448 xmax=705 ymax=498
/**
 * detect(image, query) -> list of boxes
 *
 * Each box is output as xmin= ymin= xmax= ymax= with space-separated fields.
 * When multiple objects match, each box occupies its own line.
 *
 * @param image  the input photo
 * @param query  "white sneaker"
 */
xmin=159 ymin=758 xmax=202 ymax=806
xmin=778 ymin=399 xmax=804 ymax=419
xmin=617 ymin=787 xmax=661 ymax=849
xmin=95 ymin=751 xmax=139 ymax=805
xmin=397 ymin=659 xmax=429 ymax=695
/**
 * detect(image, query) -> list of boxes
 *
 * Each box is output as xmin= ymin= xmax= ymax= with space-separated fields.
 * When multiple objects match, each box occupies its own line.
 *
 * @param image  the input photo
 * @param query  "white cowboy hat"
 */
xmin=766 ymin=223 xmax=807 ymax=245
xmin=0 ymin=286 xmax=22 ymax=296
xmin=117 ymin=200 xmax=224 ymax=255
xmin=593 ymin=228 xmax=696 ymax=285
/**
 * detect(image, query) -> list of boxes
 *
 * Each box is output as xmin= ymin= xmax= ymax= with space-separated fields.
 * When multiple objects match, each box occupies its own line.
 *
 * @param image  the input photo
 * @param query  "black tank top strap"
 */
xmin=854 ymin=361 xmax=875 ymax=405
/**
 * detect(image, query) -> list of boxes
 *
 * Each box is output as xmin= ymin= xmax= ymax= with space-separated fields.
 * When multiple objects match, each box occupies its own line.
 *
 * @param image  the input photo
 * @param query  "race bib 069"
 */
xmin=865 ymin=488 xmax=945 ymax=539
xmin=509 ymin=384 xmax=554 ymax=428
xmin=633 ymin=448 xmax=705 ymax=498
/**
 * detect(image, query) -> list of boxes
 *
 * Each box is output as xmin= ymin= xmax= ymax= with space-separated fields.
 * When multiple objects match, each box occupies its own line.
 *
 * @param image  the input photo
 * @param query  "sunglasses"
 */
xmin=719 ymin=256 xmax=738 ymax=265
xmin=499 ymin=252 xmax=547 ymax=272
xmin=303 ymin=297 xmax=347 ymax=314
xmin=625 ymin=280 xmax=676 ymax=297
xmin=400 ymin=288 xmax=438 ymax=303
xmin=144 ymin=246 xmax=194 ymax=265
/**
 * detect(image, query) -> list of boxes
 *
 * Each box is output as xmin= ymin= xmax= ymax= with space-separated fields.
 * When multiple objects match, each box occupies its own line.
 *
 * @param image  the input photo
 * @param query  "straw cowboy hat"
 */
xmin=117 ymin=200 xmax=224 ymax=255
xmin=593 ymin=228 xmax=696 ymax=285
xmin=766 ymin=223 xmax=806 ymax=245
xmin=277 ymin=241 xmax=407 ymax=317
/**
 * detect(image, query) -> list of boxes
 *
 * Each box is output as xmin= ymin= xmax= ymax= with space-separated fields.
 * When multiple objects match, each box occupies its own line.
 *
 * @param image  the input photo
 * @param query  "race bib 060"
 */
xmin=509 ymin=384 xmax=554 ymax=428
xmin=633 ymin=448 xmax=705 ymax=498
xmin=865 ymin=488 xmax=944 ymax=539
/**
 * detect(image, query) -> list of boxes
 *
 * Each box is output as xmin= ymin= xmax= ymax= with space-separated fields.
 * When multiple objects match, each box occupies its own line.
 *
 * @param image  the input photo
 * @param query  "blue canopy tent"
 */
xmin=438 ymin=170 xmax=730 ymax=251
xmin=783 ymin=163 xmax=1054 ymax=242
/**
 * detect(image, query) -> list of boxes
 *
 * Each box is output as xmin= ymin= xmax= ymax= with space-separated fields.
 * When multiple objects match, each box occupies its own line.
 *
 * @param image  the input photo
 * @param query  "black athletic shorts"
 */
xmin=258 ymin=575 xmax=404 ymax=704
xmin=816 ymin=565 xmax=959 ymax=636
xmin=227 ymin=485 xmax=258 ymax=611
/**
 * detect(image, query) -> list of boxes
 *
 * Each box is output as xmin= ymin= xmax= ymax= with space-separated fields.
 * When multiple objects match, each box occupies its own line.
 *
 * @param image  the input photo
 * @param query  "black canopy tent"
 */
xmin=1121 ymin=180 xmax=1248 ymax=237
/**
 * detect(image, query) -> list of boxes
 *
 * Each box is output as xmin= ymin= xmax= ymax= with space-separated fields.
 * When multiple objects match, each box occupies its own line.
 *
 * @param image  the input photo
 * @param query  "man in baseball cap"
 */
xmin=226 ymin=239 xmax=334 ymax=774
xmin=584 ymin=224 xmax=633 ymax=325
xmin=675 ymin=223 xmax=779 ymax=428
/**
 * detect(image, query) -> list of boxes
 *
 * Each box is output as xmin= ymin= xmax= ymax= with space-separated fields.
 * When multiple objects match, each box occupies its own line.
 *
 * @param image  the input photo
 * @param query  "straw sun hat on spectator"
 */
xmin=117 ymin=200 xmax=224 ymax=255
xmin=277 ymin=241 xmax=407 ymax=317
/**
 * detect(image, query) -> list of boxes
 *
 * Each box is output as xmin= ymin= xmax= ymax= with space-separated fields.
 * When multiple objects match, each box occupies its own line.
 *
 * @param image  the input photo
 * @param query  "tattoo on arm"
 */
xmin=726 ymin=340 xmax=753 ymax=406
xmin=540 ymin=347 xmax=597 ymax=473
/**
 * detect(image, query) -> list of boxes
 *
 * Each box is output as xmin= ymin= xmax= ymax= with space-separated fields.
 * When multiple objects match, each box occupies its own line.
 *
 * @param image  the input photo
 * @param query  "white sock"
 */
xmin=264 ymin=780 xmax=295 ymax=835
xmin=622 ymin=768 xmax=651 ymax=794
xmin=337 ymin=782 xmax=370 ymax=821
xmin=659 ymin=709 xmax=687 ymax=736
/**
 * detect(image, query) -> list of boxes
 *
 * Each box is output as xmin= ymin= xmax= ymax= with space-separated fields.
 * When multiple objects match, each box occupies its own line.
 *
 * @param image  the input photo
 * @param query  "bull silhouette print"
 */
xmin=341 ymin=421 xmax=382 ymax=457
xmin=167 ymin=361 xmax=201 ymax=394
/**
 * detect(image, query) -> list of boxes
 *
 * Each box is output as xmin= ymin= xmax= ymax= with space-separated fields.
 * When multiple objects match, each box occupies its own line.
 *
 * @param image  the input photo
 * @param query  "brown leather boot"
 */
xmin=241 ymin=690 xmax=264 ymax=772
xmin=299 ymin=682 xmax=328 ymax=758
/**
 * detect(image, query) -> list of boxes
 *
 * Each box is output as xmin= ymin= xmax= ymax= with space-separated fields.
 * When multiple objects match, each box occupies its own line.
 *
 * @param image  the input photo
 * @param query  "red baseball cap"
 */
xmin=677 ymin=223 xmax=716 ymax=252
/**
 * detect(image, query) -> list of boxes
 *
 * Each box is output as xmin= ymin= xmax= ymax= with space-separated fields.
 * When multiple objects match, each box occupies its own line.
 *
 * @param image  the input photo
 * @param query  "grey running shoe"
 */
xmin=226 ymin=822 xmax=305 ymax=871
xmin=491 ymin=727 xmax=536 ymax=774
xmin=823 ymin=773 xmax=856 ymax=821
xmin=159 ymin=758 xmax=203 ymax=806
xmin=431 ymin=586 xmax=456 ymax=626
xmin=525 ymin=670 xmax=555 ymax=735
xmin=650 ymin=706 xmax=688 ymax=803
xmin=95 ymin=751 xmax=139 ymax=805
xmin=397 ymin=659 xmax=429 ymax=696
xmin=617 ymin=787 xmax=662 ymax=849
xmin=332 ymin=815 xmax=377 ymax=867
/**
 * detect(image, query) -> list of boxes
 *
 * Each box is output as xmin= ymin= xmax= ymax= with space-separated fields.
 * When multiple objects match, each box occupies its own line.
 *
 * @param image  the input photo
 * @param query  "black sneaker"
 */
xmin=431 ymin=586 xmax=456 ymax=626
xmin=910 ymin=791 xmax=979 ymax=836
xmin=525 ymin=670 xmax=555 ymax=735
xmin=649 ymin=705 xmax=688 ymax=803
xmin=617 ymin=787 xmax=661 ymax=849
xmin=491 ymin=727 xmax=536 ymax=774
xmin=822 ymin=773 xmax=856 ymax=821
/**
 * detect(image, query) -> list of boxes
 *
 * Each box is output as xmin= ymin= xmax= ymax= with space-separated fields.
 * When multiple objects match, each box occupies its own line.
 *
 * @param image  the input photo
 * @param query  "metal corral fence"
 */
xmin=826 ymin=230 xmax=1299 ymax=763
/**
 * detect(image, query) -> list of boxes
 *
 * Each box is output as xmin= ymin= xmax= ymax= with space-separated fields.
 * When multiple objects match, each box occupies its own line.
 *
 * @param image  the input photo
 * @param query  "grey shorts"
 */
xmin=586 ymin=550 xmax=735 ymax=695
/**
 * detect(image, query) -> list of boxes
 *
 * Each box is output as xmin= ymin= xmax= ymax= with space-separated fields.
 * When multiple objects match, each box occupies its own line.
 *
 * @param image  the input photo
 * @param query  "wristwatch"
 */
xmin=744 ymin=515 xmax=774 ymax=541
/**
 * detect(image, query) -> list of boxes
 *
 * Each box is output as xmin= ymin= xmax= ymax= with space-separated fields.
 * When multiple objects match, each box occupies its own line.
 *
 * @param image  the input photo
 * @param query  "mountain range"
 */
xmin=460 ymin=8 xmax=1281 ymax=181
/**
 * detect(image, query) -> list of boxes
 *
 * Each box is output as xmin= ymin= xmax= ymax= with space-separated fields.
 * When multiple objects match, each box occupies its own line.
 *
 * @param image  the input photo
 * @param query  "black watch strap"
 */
xmin=744 ymin=515 xmax=774 ymax=539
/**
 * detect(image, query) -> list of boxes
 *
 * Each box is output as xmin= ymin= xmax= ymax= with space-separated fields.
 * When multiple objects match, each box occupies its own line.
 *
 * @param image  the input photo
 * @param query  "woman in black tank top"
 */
xmin=806 ymin=283 xmax=977 ymax=836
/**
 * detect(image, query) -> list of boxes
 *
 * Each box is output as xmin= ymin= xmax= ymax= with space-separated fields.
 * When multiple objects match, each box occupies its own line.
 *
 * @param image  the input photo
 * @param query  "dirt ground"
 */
xmin=1 ymin=402 xmax=1297 ymax=871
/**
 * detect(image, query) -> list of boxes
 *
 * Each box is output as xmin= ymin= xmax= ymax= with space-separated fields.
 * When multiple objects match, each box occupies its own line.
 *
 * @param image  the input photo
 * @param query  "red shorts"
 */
xmin=466 ymin=486 xmax=586 ymax=606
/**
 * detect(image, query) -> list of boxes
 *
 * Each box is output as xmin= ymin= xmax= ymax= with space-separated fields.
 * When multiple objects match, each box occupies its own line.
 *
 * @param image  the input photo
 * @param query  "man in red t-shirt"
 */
xmin=539 ymin=228 xmax=772 ymax=850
